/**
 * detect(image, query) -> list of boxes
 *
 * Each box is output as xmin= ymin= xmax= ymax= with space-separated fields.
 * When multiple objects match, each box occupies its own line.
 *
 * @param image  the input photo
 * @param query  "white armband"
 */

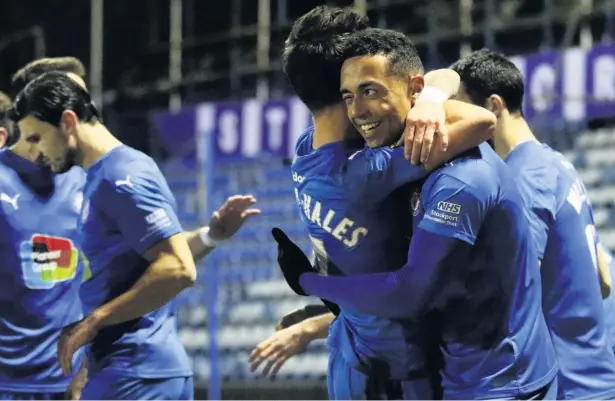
xmin=199 ymin=226 xmax=219 ymax=247
xmin=417 ymin=86 xmax=449 ymax=104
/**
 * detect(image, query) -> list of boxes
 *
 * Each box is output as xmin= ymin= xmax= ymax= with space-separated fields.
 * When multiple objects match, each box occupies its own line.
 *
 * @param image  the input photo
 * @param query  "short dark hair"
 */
xmin=0 ymin=91 xmax=15 ymax=147
xmin=450 ymin=49 xmax=524 ymax=114
xmin=283 ymin=6 xmax=369 ymax=112
xmin=341 ymin=28 xmax=424 ymax=77
xmin=10 ymin=57 xmax=86 ymax=98
xmin=11 ymin=72 xmax=100 ymax=126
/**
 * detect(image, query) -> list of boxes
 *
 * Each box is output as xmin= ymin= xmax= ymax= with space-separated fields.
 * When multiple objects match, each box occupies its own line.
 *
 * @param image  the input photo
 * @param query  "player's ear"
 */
xmin=60 ymin=110 xmax=79 ymax=137
xmin=408 ymin=75 xmax=425 ymax=106
xmin=0 ymin=127 xmax=7 ymax=149
xmin=486 ymin=94 xmax=505 ymax=118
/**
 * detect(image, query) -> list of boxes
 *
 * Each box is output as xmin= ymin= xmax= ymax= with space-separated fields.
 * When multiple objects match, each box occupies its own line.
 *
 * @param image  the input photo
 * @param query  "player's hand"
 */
xmin=208 ymin=195 xmax=261 ymax=241
xmin=399 ymin=101 xmax=449 ymax=164
xmin=249 ymin=323 xmax=311 ymax=377
xmin=58 ymin=317 xmax=99 ymax=376
xmin=65 ymin=356 xmax=87 ymax=400
xmin=272 ymin=227 xmax=311 ymax=296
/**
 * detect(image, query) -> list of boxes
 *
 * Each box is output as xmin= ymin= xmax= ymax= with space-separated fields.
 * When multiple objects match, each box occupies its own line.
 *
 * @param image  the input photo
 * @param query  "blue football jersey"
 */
xmin=505 ymin=141 xmax=615 ymax=400
xmin=292 ymin=127 xmax=429 ymax=381
xmin=300 ymin=143 xmax=558 ymax=399
xmin=78 ymin=145 xmax=192 ymax=379
xmin=0 ymin=150 xmax=85 ymax=393
xmin=411 ymin=143 xmax=557 ymax=399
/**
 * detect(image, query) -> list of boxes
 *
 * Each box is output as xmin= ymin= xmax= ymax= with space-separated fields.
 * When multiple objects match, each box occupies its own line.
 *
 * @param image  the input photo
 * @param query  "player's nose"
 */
xmin=349 ymin=99 xmax=369 ymax=121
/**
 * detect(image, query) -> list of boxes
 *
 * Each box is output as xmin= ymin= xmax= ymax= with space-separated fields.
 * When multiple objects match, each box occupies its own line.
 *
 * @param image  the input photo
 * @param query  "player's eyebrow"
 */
xmin=340 ymin=81 xmax=379 ymax=95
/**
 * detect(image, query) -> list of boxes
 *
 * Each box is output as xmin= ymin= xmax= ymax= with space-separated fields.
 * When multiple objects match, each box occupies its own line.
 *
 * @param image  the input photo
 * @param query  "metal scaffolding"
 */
xmin=111 ymin=0 xmax=615 ymax=109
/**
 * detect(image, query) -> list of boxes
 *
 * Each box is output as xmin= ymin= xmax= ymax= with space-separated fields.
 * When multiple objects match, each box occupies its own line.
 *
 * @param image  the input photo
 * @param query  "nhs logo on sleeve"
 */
xmin=437 ymin=201 xmax=461 ymax=214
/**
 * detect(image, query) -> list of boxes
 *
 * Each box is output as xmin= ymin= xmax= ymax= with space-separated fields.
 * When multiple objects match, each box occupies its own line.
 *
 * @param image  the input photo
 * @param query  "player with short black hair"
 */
xmin=283 ymin=5 xmax=370 ymax=114
xmin=11 ymin=57 xmax=87 ymax=99
xmin=275 ymin=27 xmax=559 ymax=400
xmin=450 ymin=49 xmax=524 ymax=114
xmin=451 ymin=48 xmax=615 ymax=400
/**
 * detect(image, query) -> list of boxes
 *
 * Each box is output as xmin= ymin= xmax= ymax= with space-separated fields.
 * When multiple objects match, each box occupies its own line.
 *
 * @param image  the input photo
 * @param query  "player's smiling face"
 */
xmin=17 ymin=114 xmax=78 ymax=173
xmin=341 ymin=55 xmax=413 ymax=148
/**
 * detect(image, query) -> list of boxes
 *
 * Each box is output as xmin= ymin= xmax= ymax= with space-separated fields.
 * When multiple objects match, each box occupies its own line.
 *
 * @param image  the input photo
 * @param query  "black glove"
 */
xmin=272 ymin=227 xmax=313 ymax=296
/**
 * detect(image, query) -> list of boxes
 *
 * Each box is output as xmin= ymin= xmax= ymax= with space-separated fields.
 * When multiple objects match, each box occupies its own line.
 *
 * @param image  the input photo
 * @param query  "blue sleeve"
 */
xmin=299 ymin=228 xmax=473 ymax=319
xmin=418 ymin=173 xmax=489 ymax=245
xmin=99 ymin=163 xmax=183 ymax=255
xmin=345 ymin=146 xmax=427 ymax=203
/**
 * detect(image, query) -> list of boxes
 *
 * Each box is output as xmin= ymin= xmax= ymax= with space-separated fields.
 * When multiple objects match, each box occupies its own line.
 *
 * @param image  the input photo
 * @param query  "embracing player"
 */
xmin=260 ymin=6 xmax=498 ymax=399
xmin=451 ymin=49 xmax=615 ymax=400
xmin=10 ymin=72 xmax=259 ymax=400
xmin=275 ymin=28 xmax=558 ymax=399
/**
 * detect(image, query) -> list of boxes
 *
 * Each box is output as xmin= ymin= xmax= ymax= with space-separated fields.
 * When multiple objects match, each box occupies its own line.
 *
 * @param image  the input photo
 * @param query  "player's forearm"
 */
xmin=89 ymin=255 xmax=196 ymax=328
xmin=423 ymin=69 xmax=461 ymax=99
xmin=299 ymin=230 xmax=469 ymax=319
xmin=424 ymin=100 xmax=496 ymax=169
xmin=598 ymin=242 xmax=612 ymax=299
xmin=183 ymin=228 xmax=215 ymax=262
xmin=300 ymin=312 xmax=335 ymax=341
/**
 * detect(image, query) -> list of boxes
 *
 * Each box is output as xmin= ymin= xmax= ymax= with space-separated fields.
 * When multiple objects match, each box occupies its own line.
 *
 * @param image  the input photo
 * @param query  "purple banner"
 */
xmin=586 ymin=44 xmax=615 ymax=119
xmin=195 ymin=97 xmax=312 ymax=162
xmin=523 ymin=51 xmax=562 ymax=122
xmin=152 ymin=43 xmax=615 ymax=163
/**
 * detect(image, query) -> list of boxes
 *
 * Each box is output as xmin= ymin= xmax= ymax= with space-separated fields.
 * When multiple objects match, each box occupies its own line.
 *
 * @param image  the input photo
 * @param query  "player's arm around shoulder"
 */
xmin=423 ymin=100 xmax=496 ymax=169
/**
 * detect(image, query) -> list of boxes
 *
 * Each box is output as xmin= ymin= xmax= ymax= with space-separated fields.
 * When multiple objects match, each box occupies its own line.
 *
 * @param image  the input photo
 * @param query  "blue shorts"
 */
xmin=327 ymin=347 xmax=435 ymax=400
xmin=81 ymin=371 xmax=193 ymax=400
xmin=0 ymin=393 xmax=63 ymax=401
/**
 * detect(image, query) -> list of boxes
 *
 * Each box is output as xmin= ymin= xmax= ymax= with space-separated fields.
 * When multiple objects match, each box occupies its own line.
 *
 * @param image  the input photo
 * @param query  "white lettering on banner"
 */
xmin=563 ymin=48 xmax=586 ymax=121
xmin=593 ymin=55 xmax=615 ymax=102
xmin=219 ymin=111 xmax=239 ymax=153
xmin=242 ymin=100 xmax=262 ymax=157
xmin=182 ymin=45 xmax=615 ymax=161
xmin=266 ymin=107 xmax=287 ymax=151
xmin=530 ymin=63 xmax=557 ymax=112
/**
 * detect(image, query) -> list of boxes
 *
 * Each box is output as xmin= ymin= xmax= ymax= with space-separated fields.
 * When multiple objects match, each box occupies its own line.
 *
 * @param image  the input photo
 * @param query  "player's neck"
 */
xmin=493 ymin=113 xmax=536 ymax=159
xmin=312 ymin=105 xmax=351 ymax=149
xmin=78 ymin=124 xmax=123 ymax=170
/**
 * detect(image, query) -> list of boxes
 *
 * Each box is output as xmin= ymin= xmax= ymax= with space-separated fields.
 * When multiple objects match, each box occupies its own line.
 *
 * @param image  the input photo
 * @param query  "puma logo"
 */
xmin=0 ymin=193 xmax=19 ymax=210
xmin=115 ymin=175 xmax=133 ymax=188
